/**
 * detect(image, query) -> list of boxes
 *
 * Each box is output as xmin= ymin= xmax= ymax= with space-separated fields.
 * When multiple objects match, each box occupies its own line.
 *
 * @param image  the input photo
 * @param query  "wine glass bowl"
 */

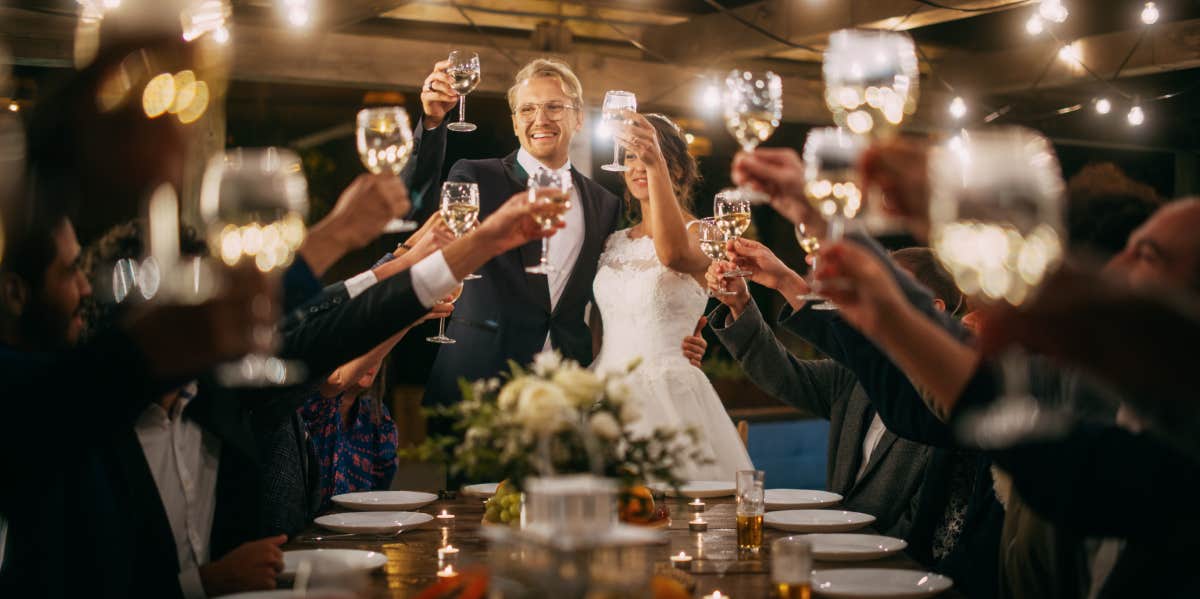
xmin=447 ymin=50 xmax=481 ymax=133
xmin=823 ymin=29 xmax=919 ymax=140
xmin=525 ymin=168 xmax=573 ymax=275
xmin=802 ymin=128 xmax=868 ymax=231
xmin=600 ymin=91 xmax=637 ymax=172
xmin=441 ymin=181 xmax=482 ymax=280
xmin=697 ymin=217 xmax=737 ymax=298
xmin=356 ymin=106 xmax=418 ymax=233
xmin=723 ymin=70 xmax=781 ymax=204
xmin=713 ymin=189 xmax=753 ymax=278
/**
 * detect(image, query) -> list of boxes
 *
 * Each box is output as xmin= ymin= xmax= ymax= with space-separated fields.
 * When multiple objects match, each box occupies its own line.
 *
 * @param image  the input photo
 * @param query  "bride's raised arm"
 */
xmin=616 ymin=113 xmax=711 ymax=279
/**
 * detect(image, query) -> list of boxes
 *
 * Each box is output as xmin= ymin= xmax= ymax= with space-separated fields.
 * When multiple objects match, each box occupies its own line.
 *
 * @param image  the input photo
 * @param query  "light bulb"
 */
xmin=1094 ymin=98 xmax=1111 ymax=114
xmin=7 ymin=102 xmax=17 ymax=112
xmin=1141 ymin=2 xmax=1159 ymax=25
xmin=1026 ymin=15 xmax=1044 ymax=35
xmin=1039 ymin=0 xmax=1069 ymax=23
xmin=214 ymin=25 xmax=230 ymax=44
xmin=949 ymin=97 xmax=967 ymax=119
xmin=1058 ymin=43 xmax=1080 ymax=64
xmin=700 ymin=84 xmax=721 ymax=111
xmin=288 ymin=7 xmax=309 ymax=27
xmin=1127 ymin=105 xmax=1144 ymax=126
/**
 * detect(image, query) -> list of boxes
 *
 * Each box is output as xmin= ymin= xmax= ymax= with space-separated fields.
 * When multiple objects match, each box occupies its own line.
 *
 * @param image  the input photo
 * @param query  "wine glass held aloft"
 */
xmin=724 ymin=69 xmax=781 ymax=204
xmin=356 ymin=106 xmax=418 ymax=233
xmin=199 ymin=147 xmax=309 ymax=387
xmin=600 ymin=90 xmax=637 ymax=172
xmin=802 ymin=127 xmax=867 ymax=308
xmin=696 ymin=217 xmax=737 ymax=297
xmin=440 ymin=181 xmax=483 ymax=280
xmin=446 ymin=50 xmax=481 ymax=133
xmin=713 ymin=189 xmax=753 ymax=278
xmin=794 ymin=223 xmax=828 ymax=305
xmin=822 ymin=29 xmax=919 ymax=140
xmin=426 ymin=283 xmax=465 ymax=344
xmin=524 ymin=167 xmax=573 ymax=275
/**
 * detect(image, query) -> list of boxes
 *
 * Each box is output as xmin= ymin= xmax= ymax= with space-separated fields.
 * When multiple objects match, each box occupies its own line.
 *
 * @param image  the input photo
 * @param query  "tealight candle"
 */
xmin=436 ymin=509 xmax=456 ymax=525
xmin=689 ymin=517 xmax=708 ymax=532
xmin=437 ymin=565 xmax=459 ymax=579
xmin=670 ymin=551 xmax=693 ymax=571
xmin=689 ymin=499 xmax=706 ymax=513
xmin=438 ymin=544 xmax=460 ymax=566
xmin=703 ymin=591 xmax=729 ymax=599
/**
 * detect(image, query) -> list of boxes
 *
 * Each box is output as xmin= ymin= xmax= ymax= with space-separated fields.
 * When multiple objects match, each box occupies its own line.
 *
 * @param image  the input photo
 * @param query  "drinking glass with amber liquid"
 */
xmin=772 ymin=536 xmax=813 ymax=599
xmin=736 ymin=469 xmax=765 ymax=552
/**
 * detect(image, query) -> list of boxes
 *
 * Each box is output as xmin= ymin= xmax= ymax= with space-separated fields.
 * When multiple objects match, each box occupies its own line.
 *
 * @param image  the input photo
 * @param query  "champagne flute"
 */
xmin=928 ymin=127 xmax=1068 ymax=448
xmin=696 ymin=217 xmax=737 ymax=297
xmin=446 ymin=50 xmax=481 ymax=133
xmin=723 ymin=69 xmax=781 ymax=204
xmin=713 ymin=189 xmax=753 ymax=277
xmin=426 ymin=283 xmax=465 ymax=344
xmin=793 ymin=223 xmax=831 ymax=308
xmin=524 ymin=167 xmax=572 ymax=275
xmin=600 ymin=91 xmax=637 ymax=172
xmin=356 ymin=106 xmax=417 ymax=233
xmin=200 ymin=147 xmax=309 ymax=387
xmin=802 ymin=127 xmax=867 ymax=308
xmin=440 ymin=181 xmax=482 ymax=280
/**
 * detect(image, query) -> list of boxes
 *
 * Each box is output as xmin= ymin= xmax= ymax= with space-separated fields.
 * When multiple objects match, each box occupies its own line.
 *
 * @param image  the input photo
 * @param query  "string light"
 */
xmin=700 ymin=83 xmax=721 ymax=112
xmin=213 ymin=25 xmax=230 ymax=44
xmin=1127 ymin=104 xmax=1144 ymax=126
xmin=949 ymin=96 xmax=967 ymax=119
xmin=1039 ymin=0 xmax=1069 ymax=24
xmin=1025 ymin=15 xmax=1044 ymax=35
xmin=1094 ymin=97 xmax=1111 ymax=114
xmin=288 ymin=7 xmax=309 ymax=26
xmin=6 ymin=102 xmax=17 ymax=112
xmin=1140 ymin=2 xmax=1159 ymax=25
xmin=1057 ymin=42 xmax=1081 ymax=64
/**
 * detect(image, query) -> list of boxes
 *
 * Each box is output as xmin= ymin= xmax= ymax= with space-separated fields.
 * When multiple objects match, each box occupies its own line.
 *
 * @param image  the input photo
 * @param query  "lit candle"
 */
xmin=689 ymin=499 xmax=706 ymax=513
xmin=703 ymin=592 xmax=729 ymax=599
xmin=437 ymin=565 xmax=458 ymax=579
xmin=670 ymin=551 xmax=693 ymax=570
xmin=438 ymin=544 xmax=460 ymax=568
xmin=689 ymin=517 xmax=708 ymax=532
xmin=436 ymin=509 xmax=456 ymax=525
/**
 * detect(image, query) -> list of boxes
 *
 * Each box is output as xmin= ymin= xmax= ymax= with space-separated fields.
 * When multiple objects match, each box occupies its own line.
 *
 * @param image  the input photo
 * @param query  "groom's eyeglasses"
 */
xmin=514 ymin=101 xmax=578 ymax=122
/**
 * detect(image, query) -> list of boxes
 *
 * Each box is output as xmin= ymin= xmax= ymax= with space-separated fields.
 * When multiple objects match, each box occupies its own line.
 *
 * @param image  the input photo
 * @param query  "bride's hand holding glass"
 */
xmin=612 ymin=112 xmax=666 ymax=173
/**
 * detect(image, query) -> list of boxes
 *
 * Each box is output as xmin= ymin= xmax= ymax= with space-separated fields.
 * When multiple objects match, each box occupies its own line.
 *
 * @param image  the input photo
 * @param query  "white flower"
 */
xmin=515 ymin=380 xmax=571 ymax=431
xmin=484 ymin=377 xmax=502 ymax=392
xmin=532 ymin=350 xmax=563 ymax=377
xmin=465 ymin=426 xmax=486 ymax=443
xmin=498 ymin=377 xmax=531 ymax=411
xmin=589 ymin=411 xmax=622 ymax=441
xmin=552 ymin=364 xmax=604 ymax=407
xmin=605 ymin=379 xmax=631 ymax=404
xmin=619 ymin=398 xmax=641 ymax=425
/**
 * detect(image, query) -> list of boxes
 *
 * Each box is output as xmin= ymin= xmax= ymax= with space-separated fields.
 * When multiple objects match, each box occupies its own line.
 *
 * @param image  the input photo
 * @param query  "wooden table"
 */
xmin=286 ymin=495 xmax=962 ymax=598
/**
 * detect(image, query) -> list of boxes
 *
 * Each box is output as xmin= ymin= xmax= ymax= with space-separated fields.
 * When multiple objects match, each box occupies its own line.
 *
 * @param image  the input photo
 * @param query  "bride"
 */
xmin=590 ymin=112 xmax=754 ymax=481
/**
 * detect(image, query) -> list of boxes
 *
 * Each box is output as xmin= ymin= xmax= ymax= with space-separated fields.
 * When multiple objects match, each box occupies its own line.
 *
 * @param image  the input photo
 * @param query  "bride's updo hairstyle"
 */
xmin=625 ymin=113 xmax=701 ymax=222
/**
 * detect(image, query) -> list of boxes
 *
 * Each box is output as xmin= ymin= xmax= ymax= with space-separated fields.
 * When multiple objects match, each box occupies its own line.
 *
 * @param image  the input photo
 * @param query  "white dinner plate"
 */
xmin=763 ymin=510 xmax=875 ymax=533
xmin=280 ymin=549 xmax=388 ymax=581
xmin=462 ymin=482 xmax=500 ymax=498
xmin=657 ymin=481 xmax=736 ymax=498
xmin=812 ymin=568 xmax=953 ymax=598
xmin=331 ymin=491 xmax=438 ymax=512
xmin=804 ymin=534 xmax=908 ymax=562
xmin=765 ymin=489 xmax=843 ymax=510
xmin=313 ymin=511 xmax=434 ymax=534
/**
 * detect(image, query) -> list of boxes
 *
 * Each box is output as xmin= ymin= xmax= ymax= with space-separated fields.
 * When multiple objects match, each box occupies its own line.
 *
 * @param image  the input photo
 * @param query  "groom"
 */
xmin=406 ymin=58 xmax=623 ymax=406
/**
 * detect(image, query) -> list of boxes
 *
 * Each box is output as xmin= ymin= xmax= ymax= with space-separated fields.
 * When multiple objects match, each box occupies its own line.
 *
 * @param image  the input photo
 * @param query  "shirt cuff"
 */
xmin=411 ymin=250 xmax=459 ymax=308
xmin=179 ymin=566 xmax=207 ymax=599
xmin=344 ymin=270 xmax=379 ymax=299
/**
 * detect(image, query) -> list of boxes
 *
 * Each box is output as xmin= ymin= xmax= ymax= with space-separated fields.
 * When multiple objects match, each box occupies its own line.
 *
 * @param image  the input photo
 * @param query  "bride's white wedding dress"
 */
xmin=591 ymin=229 xmax=754 ymax=481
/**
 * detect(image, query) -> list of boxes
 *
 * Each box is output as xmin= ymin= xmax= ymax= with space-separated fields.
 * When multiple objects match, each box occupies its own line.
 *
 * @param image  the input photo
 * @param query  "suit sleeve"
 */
xmin=279 ymin=270 xmax=427 ymax=379
xmin=709 ymin=298 xmax=854 ymax=420
xmin=401 ymin=117 xmax=449 ymax=221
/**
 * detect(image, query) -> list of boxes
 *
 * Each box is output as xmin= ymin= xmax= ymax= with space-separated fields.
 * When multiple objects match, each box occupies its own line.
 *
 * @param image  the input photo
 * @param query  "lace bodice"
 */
xmin=592 ymin=229 xmax=707 ymax=374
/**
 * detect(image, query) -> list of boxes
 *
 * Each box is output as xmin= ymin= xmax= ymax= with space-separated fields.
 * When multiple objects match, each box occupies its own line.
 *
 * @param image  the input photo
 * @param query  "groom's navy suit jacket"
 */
xmin=404 ymin=121 xmax=622 ymax=406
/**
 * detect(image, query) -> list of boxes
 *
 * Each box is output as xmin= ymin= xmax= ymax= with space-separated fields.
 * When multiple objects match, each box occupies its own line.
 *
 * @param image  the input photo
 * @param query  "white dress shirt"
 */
xmin=854 ymin=414 xmax=888 ymax=484
xmin=134 ymin=384 xmax=221 ymax=599
xmin=516 ymin=149 xmax=585 ymax=351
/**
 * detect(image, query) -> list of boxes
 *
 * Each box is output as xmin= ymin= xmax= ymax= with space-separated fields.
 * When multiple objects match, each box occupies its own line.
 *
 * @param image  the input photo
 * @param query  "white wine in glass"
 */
xmin=600 ymin=90 xmax=637 ymax=172
xmin=696 ymin=217 xmax=737 ymax=298
xmin=714 ymin=189 xmax=753 ymax=277
xmin=426 ymin=283 xmax=465 ymax=344
xmin=356 ymin=106 xmax=417 ymax=233
xmin=794 ymin=223 xmax=826 ymax=305
xmin=929 ymin=127 xmax=1067 ymax=448
xmin=822 ymin=29 xmax=919 ymax=140
xmin=200 ymin=147 xmax=309 ymax=387
xmin=440 ymin=181 xmax=482 ymax=280
xmin=802 ymin=128 xmax=867 ymax=310
xmin=724 ymin=69 xmax=781 ymax=205
xmin=525 ymin=168 xmax=572 ymax=275
xmin=446 ymin=50 xmax=481 ymax=133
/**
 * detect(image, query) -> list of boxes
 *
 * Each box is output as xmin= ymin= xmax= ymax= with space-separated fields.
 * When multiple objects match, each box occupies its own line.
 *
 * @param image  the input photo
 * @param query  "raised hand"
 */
xmin=859 ymin=138 xmax=932 ymax=241
xmin=731 ymin=148 xmax=811 ymax=227
xmin=681 ymin=316 xmax=708 ymax=368
xmin=478 ymin=191 xmax=568 ymax=252
xmin=613 ymin=113 xmax=666 ymax=173
xmin=199 ymin=535 xmax=287 ymax=596
xmin=304 ymin=173 xmax=412 ymax=276
xmin=726 ymin=237 xmax=802 ymax=292
xmin=705 ymin=261 xmax=750 ymax=317
xmin=420 ymin=59 xmax=460 ymax=129
xmin=404 ymin=213 xmax=457 ymax=259
xmin=813 ymin=241 xmax=908 ymax=337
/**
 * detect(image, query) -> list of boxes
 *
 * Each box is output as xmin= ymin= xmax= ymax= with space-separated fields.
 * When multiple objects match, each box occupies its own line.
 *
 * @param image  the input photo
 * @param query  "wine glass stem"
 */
xmin=458 ymin=95 xmax=467 ymax=124
xmin=1000 ymin=348 xmax=1030 ymax=402
xmin=611 ymin=141 xmax=621 ymax=166
xmin=809 ymin=253 xmax=819 ymax=285
xmin=829 ymin=214 xmax=846 ymax=242
xmin=438 ymin=316 xmax=447 ymax=338
xmin=540 ymin=237 xmax=551 ymax=266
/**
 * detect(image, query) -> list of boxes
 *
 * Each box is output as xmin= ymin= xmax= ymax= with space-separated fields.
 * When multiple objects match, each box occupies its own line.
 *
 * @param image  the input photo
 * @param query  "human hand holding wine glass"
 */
xmin=696 ymin=217 xmax=737 ymax=298
xmin=426 ymin=283 xmax=465 ymax=344
xmin=600 ymin=91 xmax=637 ymax=172
xmin=802 ymin=127 xmax=867 ymax=308
xmin=200 ymin=147 xmax=309 ymax=387
xmin=440 ymin=181 xmax=482 ymax=280
xmin=446 ymin=50 xmax=481 ymax=133
xmin=420 ymin=59 xmax=459 ymax=129
xmin=356 ymin=106 xmax=417 ymax=233
xmin=724 ymin=69 xmax=781 ymax=204
xmin=713 ymin=190 xmax=753 ymax=278
xmin=524 ymin=168 xmax=572 ymax=275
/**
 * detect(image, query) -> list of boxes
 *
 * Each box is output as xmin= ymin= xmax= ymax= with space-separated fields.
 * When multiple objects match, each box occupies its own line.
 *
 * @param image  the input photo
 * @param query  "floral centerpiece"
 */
xmin=432 ymin=350 xmax=708 ymax=525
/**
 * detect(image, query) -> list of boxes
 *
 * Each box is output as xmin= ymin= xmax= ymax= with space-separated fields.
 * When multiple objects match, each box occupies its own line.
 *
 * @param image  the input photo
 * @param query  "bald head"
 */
xmin=1106 ymin=198 xmax=1200 ymax=292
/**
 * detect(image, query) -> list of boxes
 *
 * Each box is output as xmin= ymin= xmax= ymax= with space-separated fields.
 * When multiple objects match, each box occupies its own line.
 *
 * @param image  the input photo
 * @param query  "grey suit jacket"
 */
xmin=709 ymin=299 xmax=932 ymax=539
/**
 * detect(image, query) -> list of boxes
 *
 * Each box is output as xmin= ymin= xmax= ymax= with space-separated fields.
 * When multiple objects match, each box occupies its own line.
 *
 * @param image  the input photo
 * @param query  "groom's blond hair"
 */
xmin=506 ymin=58 xmax=584 ymax=111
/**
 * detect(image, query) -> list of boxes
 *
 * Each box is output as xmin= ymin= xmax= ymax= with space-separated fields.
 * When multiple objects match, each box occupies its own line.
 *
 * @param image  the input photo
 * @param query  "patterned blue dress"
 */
xmin=299 ymin=393 xmax=399 ymax=509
